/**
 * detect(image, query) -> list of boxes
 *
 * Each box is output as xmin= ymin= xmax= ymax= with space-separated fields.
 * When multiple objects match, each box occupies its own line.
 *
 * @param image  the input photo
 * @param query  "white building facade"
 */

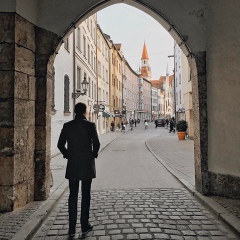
xmin=151 ymin=86 xmax=158 ymax=120
xmin=51 ymin=34 xmax=74 ymax=156
xmin=174 ymin=42 xmax=193 ymax=138
xmin=123 ymin=60 xmax=139 ymax=121
xmin=74 ymin=15 xmax=97 ymax=125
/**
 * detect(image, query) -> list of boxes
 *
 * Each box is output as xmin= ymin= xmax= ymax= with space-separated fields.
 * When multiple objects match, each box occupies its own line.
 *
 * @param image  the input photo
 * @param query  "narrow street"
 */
xmin=31 ymin=123 xmax=239 ymax=240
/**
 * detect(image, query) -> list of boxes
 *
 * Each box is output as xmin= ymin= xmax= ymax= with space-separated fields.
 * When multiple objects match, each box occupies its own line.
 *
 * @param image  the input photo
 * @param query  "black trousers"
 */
xmin=68 ymin=179 xmax=92 ymax=231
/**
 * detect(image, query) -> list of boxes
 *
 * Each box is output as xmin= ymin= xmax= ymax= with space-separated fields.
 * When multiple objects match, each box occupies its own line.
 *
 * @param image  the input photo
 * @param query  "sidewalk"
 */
xmin=0 ymin=130 xmax=125 ymax=240
xmin=146 ymin=132 xmax=240 ymax=237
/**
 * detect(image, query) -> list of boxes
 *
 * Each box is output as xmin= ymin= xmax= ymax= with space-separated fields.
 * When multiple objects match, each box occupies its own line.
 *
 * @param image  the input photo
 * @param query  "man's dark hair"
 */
xmin=74 ymin=102 xmax=87 ymax=115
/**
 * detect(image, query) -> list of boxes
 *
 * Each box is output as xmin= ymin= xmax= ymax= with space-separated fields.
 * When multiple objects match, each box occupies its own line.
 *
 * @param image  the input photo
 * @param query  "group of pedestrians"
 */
xmin=165 ymin=117 xmax=176 ymax=133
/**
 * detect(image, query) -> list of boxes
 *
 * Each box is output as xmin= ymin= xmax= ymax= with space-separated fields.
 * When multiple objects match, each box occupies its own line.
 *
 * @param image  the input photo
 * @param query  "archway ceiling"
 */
xmin=1 ymin=0 xmax=207 ymax=54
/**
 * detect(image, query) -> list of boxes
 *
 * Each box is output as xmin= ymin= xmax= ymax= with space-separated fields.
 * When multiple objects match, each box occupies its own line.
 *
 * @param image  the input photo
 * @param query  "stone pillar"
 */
xmin=0 ymin=13 xmax=60 ymax=211
xmin=189 ymin=52 xmax=209 ymax=195
xmin=34 ymin=27 xmax=60 ymax=200
xmin=0 ymin=13 xmax=36 ymax=211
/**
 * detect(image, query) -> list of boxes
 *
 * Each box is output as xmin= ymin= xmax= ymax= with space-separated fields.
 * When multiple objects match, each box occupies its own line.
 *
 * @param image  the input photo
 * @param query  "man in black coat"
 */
xmin=57 ymin=102 xmax=100 ymax=237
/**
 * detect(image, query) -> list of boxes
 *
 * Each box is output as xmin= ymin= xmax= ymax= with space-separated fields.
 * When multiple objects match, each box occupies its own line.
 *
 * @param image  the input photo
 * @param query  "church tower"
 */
xmin=140 ymin=42 xmax=152 ymax=80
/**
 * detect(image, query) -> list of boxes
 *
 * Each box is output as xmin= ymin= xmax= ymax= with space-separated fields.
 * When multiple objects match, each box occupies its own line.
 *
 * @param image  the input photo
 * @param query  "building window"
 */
xmin=64 ymin=38 xmax=69 ymax=51
xmin=91 ymin=51 xmax=93 ymax=67
xmin=105 ymin=47 xmax=108 ymax=60
xmin=98 ymin=88 xmax=102 ymax=101
xmin=106 ymin=70 xmax=108 ymax=83
xmin=83 ymin=36 xmax=86 ymax=57
xmin=179 ymin=74 xmax=181 ymax=84
xmin=179 ymin=90 xmax=181 ymax=104
xmin=92 ymin=80 xmax=94 ymax=99
xmin=87 ymin=18 xmax=89 ymax=29
xmin=88 ymin=78 xmax=91 ymax=97
xmin=106 ymin=92 xmax=108 ymax=104
xmin=51 ymin=67 xmax=56 ymax=112
xmin=77 ymin=67 xmax=81 ymax=90
xmin=90 ymin=20 xmax=93 ymax=36
xmin=98 ymin=61 xmax=101 ymax=76
xmin=97 ymin=35 xmax=100 ymax=49
xmin=64 ymin=75 xmax=70 ymax=113
xmin=77 ymin=27 xmax=81 ymax=49
xmin=88 ymin=45 xmax=90 ymax=63
xmin=102 ymin=66 xmax=104 ymax=80
xmin=93 ymin=27 xmax=95 ymax=41
xmin=94 ymin=84 xmax=96 ymax=101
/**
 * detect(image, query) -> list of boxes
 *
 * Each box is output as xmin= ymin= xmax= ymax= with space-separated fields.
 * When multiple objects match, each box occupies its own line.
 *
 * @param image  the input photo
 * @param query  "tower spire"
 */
xmin=141 ymin=41 xmax=149 ymax=60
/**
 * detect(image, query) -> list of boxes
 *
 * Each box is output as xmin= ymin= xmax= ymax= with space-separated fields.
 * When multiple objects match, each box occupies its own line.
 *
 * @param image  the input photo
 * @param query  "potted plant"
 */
xmin=176 ymin=120 xmax=187 ymax=140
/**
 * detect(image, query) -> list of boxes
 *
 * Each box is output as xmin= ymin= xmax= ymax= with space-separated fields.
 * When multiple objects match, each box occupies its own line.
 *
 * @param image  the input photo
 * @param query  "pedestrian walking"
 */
xmin=155 ymin=119 xmax=158 ymax=128
xmin=165 ymin=118 xmax=169 ymax=129
xmin=169 ymin=117 xmax=175 ymax=133
xmin=144 ymin=120 xmax=148 ymax=130
xmin=57 ymin=102 xmax=100 ymax=238
xmin=134 ymin=119 xmax=137 ymax=127
xmin=110 ymin=121 xmax=114 ymax=132
xmin=130 ymin=119 xmax=134 ymax=130
xmin=121 ymin=121 xmax=125 ymax=132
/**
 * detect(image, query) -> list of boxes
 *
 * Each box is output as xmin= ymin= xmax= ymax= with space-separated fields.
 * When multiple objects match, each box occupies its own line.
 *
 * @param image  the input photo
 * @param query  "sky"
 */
xmin=97 ymin=3 xmax=175 ymax=80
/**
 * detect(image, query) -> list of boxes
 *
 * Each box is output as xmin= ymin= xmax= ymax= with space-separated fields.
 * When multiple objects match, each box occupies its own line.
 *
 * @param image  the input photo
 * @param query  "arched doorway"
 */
xmin=0 ymin=0 xmax=239 ymax=212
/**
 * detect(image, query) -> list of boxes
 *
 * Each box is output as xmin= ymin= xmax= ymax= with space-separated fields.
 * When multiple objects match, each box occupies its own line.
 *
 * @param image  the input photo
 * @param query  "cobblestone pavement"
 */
xmin=32 ymin=188 xmax=239 ymax=240
xmin=0 ymin=201 xmax=43 ymax=240
xmin=0 ymin=131 xmax=122 ymax=240
xmin=147 ymin=131 xmax=240 ymax=222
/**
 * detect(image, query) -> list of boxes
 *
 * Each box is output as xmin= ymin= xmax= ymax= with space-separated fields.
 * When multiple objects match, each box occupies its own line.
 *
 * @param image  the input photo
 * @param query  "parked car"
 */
xmin=155 ymin=118 xmax=165 ymax=127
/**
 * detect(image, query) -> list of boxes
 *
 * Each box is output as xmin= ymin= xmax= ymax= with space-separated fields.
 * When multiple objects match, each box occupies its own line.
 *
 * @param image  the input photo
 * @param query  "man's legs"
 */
xmin=68 ymin=180 xmax=79 ymax=235
xmin=81 ymin=179 xmax=92 ymax=232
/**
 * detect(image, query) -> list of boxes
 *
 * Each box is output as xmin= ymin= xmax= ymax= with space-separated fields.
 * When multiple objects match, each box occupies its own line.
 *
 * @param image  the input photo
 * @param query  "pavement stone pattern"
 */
xmin=0 ymin=201 xmax=43 ymax=240
xmin=147 ymin=132 xmax=240 ymax=222
xmin=210 ymin=196 xmax=240 ymax=219
xmin=32 ymin=188 xmax=239 ymax=240
xmin=147 ymin=134 xmax=195 ymax=186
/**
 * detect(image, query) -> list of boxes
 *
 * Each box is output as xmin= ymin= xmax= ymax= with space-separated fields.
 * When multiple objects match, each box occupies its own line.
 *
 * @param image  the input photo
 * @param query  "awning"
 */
xmin=102 ymin=111 xmax=114 ymax=118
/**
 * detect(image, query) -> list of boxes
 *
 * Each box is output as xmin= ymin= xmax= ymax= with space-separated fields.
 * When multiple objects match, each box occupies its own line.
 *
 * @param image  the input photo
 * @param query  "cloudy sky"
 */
xmin=97 ymin=3 xmax=175 ymax=80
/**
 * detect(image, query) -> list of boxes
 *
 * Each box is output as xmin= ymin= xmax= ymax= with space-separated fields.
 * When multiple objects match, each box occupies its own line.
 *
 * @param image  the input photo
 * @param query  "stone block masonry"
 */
xmin=0 ymin=12 xmax=60 ymax=211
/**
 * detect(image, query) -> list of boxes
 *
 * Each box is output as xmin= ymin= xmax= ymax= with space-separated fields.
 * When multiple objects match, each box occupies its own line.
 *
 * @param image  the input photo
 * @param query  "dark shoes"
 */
xmin=82 ymin=222 xmax=93 ymax=235
xmin=68 ymin=231 xmax=75 ymax=238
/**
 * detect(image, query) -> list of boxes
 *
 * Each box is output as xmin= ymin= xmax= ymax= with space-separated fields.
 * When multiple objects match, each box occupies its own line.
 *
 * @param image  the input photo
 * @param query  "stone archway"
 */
xmin=1 ymin=0 xmax=240 ymax=212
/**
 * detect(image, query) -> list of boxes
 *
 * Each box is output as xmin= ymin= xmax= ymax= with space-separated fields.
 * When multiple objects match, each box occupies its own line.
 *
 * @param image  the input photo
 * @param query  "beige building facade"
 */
xmin=106 ymin=37 xmax=123 ymax=126
xmin=96 ymin=25 xmax=111 ymax=134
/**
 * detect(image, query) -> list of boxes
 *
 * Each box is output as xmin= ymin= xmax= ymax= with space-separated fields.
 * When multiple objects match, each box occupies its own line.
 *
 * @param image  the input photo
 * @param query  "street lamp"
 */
xmin=72 ymin=73 xmax=89 ymax=98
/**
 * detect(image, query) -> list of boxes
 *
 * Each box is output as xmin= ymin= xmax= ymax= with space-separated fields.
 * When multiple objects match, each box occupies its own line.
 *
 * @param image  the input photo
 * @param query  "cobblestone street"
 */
xmin=30 ymin=124 xmax=239 ymax=240
xmin=33 ymin=188 xmax=238 ymax=240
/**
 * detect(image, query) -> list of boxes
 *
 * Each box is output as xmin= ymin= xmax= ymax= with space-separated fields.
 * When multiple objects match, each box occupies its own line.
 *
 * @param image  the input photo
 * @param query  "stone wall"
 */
xmin=188 ymin=52 xmax=209 ymax=195
xmin=0 ymin=13 xmax=60 ymax=211
xmin=0 ymin=13 xmax=36 ymax=211
xmin=34 ymin=27 xmax=60 ymax=200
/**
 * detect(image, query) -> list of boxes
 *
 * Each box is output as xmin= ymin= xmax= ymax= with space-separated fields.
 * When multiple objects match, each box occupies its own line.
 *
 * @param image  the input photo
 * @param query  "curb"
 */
xmin=145 ymin=138 xmax=240 ymax=238
xmin=12 ymin=133 xmax=121 ymax=240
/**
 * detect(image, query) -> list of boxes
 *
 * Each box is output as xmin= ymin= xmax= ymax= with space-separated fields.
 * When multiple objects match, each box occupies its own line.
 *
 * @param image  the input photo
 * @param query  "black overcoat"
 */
xmin=57 ymin=114 xmax=100 ymax=180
